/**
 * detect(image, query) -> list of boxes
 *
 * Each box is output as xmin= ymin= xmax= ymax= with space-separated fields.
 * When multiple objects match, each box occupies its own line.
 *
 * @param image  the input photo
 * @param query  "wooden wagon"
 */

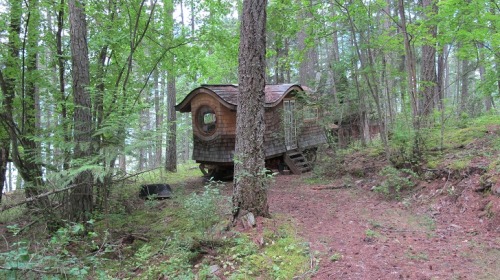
xmin=175 ymin=84 xmax=327 ymax=178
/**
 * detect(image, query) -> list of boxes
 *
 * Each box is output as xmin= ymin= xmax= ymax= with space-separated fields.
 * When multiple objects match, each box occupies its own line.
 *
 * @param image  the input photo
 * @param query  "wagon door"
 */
xmin=283 ymin=100 xmax=297 ymax=150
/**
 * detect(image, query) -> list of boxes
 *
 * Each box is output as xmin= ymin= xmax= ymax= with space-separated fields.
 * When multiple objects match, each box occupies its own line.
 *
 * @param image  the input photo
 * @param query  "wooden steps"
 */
xmin=283 ymin=149 xmax=313 ymax=175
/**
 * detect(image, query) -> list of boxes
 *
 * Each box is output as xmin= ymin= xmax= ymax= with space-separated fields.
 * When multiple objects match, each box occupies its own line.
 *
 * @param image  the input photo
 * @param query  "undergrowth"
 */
xmin=0 ymin=167 xmax=310 ymax=279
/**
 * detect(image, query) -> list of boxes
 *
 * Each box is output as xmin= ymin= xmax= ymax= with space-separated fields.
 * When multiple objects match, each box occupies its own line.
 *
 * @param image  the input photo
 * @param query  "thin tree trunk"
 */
xmin=165 ymin=0 xmax=177 ymax=172
xmin=154 ymin=69 xmax=163 ymax=167
xmin=460 ymin=59 xmax=470 ymax=115
xmin=398 ymin=0 xmax=418 ymax=122
xmin=56 ymin=0 xmax=70 ymax=170
xmin=0 ymin=145 xmax=8 ymax=203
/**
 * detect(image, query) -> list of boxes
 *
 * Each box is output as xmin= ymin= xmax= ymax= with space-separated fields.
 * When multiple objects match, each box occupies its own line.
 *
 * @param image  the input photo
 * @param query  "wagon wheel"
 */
xmin=211 ymin=166 xmax=234 ymax=181
xmin=199 ymin=164 xmax=233 ymax=181
xmin=199 ymin=163 xmax=215 ymax=178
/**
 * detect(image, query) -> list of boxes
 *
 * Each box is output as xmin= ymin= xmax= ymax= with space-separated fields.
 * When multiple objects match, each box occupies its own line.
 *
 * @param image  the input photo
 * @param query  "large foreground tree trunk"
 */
xmin=232 ymin=0 xmax=270 ymax=220
xmin=68 ymin=0 xmax=94 ymax=221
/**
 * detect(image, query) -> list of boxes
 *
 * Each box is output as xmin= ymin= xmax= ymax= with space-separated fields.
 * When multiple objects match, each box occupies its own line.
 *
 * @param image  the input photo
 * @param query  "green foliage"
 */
xmin=0 ymin=222 xmax=105 ymax=279
xmin=365 ymin=229 xmax=380 ymax=239
xmin=389 ymin=117 xmax=419 ymax=166
xmin=0 ymin=204 xmax=26 ymax=224
xmin=136 ymin=162 xmax=201 ymax=185
xmin=183 ymin=180 xmax=230 ymax=237
xmin=449 ymin=158 xmax=472 ymax=172
xmin=373 ymin=166 xmax=418 ymax=199
xmin=329 ymin=252 xmax=343 ymax=262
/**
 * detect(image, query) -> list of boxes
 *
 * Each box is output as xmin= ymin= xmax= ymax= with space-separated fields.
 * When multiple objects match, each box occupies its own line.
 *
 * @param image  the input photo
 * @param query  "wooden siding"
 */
xmin=191 ymin=93 xmax=236 ymax=139
xmin=191 ymin=93 xmax=236 ymax=163
xmin=298 ymin=123 xmax=327 ymax=148
xmin=193 ymin=134 xmax=235 ymax=163
xmin=185 ymin=86 xmax=326 ymax=164
xmin=263 ymin=107 xmax=287 ymax=157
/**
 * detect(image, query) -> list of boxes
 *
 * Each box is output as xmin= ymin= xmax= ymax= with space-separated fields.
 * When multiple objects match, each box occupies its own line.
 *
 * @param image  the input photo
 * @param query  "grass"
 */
xmin=136 ymin=161 xmax=201 ymax=186
xmin=448 ymin=157 xmax=472 ymax=172
xmin=329 ymin=252 xmax=342 ymax=262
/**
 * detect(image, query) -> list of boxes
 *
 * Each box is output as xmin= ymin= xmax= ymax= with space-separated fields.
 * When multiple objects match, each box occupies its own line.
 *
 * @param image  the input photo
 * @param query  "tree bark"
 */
xmin=68 ymin=0 xmax=94 ymax=221
xmin=233 ymin=0 xmax=270 ymax=220
xmin=459 ymin=59 xmax=471 ymax=115
xmin=165 ymin=72 xmax=177 ymax=172
xmin=154 ymin=69 xmax=163 ymax=168
xmin=22 ymin=0 xmax=45 ymax=198
xmin=54 ymin=0 xmax=71 ymax=171
xmin=419 ymin=0 xmax=438 ymax=117
xmin=0 ymin=144 xmax=8 ymax=203
xmin=165 ymin=0 xmax=177 ymax=172
xmin=398 ymin=0 xmax=418 ymax=122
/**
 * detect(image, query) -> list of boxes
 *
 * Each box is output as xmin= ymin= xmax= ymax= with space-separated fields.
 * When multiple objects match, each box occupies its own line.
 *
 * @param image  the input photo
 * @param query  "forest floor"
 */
xmin=258 ymin=139 xmax=500 ymax=279
xmin=222 ymin=128 xmax=500 ymax=279
xmin=1 ymin=119 xmax=500 ymax=280
xmin=267 ymin=171 xmax=500 ymax=280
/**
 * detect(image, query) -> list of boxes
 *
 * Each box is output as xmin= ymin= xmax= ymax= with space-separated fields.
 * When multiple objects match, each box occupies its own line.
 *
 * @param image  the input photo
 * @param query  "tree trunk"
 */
xmin=57 ymin=0 xmax=70 ymax=171
xmin=165 ymin=72 xmax=177 ymax=172
xmin=0 ymin=0 xmax=46 ymax=198
xmin=233 ymin=0 xmax=269 ymax=220
xmin=398 ymin=0 xmax=418 ymax=122
xmin=165 ymin=0 xmax=177 ymax=172
xmin=0 ymin=1 xmax=19 ymax=202
xmin=419 ymin=0 xmax=438 ymax=117
xmin=154 ymin=69 xmax=163 ymax=168
xmin=490 ymin=0 xmax=500 ymax=107
xmin=0 ymin=144 xmax=8 ymax=203
xmin=68 ymin=0 xmax=94 ymax=221
xmin=23 ymin=0 xmax=45 ymax=198
xmin=460 ymin=59 xmax=471 ymax=115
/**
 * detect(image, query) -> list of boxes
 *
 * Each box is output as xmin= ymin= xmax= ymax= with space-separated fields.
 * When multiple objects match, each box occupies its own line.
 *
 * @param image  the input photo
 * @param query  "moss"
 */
xmin=426 ymin=159 xmax=440 ymax=169
xmin=488 ymin=160 xmax=500 ymax=173
xmin=449 ymin=158 xmax=472 ymax=171
xmin=230 ymin=224 xmax=310 ymax=280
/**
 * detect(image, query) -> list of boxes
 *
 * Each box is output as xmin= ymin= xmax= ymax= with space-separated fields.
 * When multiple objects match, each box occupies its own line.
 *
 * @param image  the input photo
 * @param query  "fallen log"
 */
xmin=311 ymin=185 xmax=350 ymax=190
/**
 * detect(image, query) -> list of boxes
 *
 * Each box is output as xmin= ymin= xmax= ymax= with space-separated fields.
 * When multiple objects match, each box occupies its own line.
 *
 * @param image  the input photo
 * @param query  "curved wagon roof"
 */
xmin=175 ymin=84 xmax=307 ymax=112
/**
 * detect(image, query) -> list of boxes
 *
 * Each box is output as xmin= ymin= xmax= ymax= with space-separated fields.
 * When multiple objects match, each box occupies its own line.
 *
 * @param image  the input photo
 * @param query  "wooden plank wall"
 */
xmin=191 ymin=93 xmax=236 ymax=163
xmin=298 ymin=120 xmax=327 ymax=148
xmin=263 ymin=106 xmax=287 ymax=157
xmin=190 ymin=94 xmax=326 ymax=164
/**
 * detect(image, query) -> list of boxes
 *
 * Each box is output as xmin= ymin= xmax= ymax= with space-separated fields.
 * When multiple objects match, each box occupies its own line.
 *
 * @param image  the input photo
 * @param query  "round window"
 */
xmin=196 ymin=105 xmax=217 ymax=135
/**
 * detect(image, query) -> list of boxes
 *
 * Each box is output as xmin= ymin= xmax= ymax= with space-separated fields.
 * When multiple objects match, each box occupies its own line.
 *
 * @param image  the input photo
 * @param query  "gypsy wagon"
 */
xmin=175 ymin=84 xmax=327 ymax=178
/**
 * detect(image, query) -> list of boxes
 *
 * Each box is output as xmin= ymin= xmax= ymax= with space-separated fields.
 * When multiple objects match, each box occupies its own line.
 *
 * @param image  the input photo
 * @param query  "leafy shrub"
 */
xmin=373 ymin=166 xmax=418 ymax=199
xmin=0 ymin=221 xmax=105 ymax=279
xmin=183 ymin=180 xmax=229 ymax=237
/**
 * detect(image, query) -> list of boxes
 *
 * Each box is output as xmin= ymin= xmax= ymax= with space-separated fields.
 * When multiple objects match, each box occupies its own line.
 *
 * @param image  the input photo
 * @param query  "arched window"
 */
xmin=196 ymin=105 xmax=217 ymax=135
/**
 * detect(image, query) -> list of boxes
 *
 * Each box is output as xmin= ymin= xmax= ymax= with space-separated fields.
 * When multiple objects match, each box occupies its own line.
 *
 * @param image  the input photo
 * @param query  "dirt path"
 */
xmin=268 ymin=174 xmax=500 ymax=280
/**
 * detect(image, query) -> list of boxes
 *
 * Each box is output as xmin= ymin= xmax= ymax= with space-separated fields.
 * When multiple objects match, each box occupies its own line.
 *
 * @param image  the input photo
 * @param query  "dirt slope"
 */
xmin=267 ymin=169 xmax=499 ymax=280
